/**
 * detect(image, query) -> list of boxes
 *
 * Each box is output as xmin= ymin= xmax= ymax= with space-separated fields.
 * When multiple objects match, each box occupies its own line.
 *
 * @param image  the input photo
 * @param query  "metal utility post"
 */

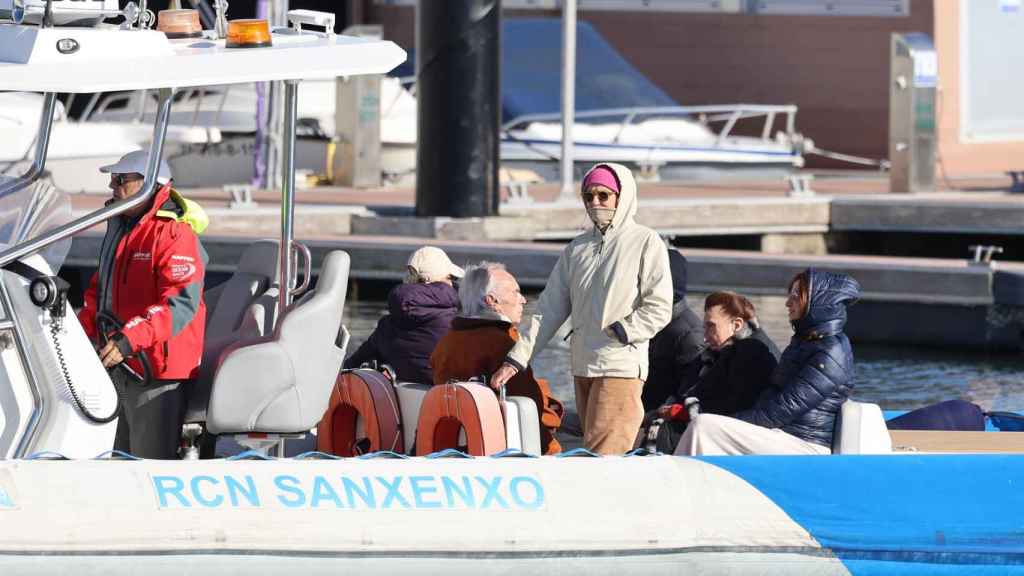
xmin=334 ymin=25 xmax=383 ymax=188
xmin=253 ymin=0 xmax=288 ymax=191
xmin=559 ymin=0 xmax=577 ymax=201
xmin=346 ymin=0 xmax=365 ymax=28
xmin=889 ymin=33 xmax=936 ymax=193
xmin=415 ymin=0 xmax=501 ymax=217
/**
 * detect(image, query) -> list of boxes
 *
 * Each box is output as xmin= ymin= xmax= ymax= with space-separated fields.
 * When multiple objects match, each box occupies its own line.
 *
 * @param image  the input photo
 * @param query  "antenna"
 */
xmin=214 ymin=0 xmax=228 ymax=38
xmin=42 ymin=0 xmax=53 ymax=27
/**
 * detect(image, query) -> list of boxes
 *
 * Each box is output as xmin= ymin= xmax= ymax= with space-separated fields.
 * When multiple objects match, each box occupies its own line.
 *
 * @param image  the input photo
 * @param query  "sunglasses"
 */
xmin=582 ymin=191 xmax=618 ymax=203
xmin=111 ymin=173 xmax=143 ymax=187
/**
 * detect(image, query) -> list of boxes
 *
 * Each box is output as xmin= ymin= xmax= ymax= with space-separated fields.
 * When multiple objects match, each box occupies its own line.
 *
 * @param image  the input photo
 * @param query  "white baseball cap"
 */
xmin=100 ymin=150 xmax=172 ymax=184
xmin=407 ymin=246 xmax=464 ymax=283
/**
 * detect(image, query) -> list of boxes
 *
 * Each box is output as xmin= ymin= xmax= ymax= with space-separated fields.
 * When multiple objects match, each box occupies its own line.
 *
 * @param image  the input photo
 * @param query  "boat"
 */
xmin=0 ymin=90 xmax=218 ymax=193
xmin=0 ymin=0 xmax=223 ymax=195
xmin=0 ymin=5 xmax=1023 ymax=575
xmin=79 ymin=18 xmax=804 ymax=188
xmin=497 ymin=18 xmax=803 ymax=183
xmin=82 ymin=75 xmax=416 ymax=187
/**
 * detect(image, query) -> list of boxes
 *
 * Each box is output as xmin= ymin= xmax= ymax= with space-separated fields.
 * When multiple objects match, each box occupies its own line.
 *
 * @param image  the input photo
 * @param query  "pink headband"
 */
xmin=582 ymin=166 xmax=620 ymax=193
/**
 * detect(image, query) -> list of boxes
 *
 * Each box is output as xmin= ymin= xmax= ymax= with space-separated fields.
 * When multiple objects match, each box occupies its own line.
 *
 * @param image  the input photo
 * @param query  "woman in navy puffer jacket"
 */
xmin=675 ymin=268 xmax=860 ymax=455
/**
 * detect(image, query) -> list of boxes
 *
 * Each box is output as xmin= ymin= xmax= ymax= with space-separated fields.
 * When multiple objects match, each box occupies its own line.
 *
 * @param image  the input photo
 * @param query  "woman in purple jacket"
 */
xmin=343 ymin=246 xmax=463 ymax=384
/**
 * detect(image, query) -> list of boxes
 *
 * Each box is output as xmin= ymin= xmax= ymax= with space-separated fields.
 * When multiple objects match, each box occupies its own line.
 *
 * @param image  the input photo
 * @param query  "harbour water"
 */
xmin=344 ymin=293 xmax=1024 ymax=414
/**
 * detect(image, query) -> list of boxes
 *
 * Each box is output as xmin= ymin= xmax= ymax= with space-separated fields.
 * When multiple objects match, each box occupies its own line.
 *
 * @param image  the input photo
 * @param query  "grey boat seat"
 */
xmin=185 ymin=240 xmax=281 ymax=424
xmin=207 ymin=250 xmax=352 ymax=435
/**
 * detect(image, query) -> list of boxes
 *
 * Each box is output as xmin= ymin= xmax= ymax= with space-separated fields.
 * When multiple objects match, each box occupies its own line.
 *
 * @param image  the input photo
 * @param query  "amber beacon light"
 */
xmin=226 ymin=19 xmax=272 ymax=48
xmin=157 ymin=9 xmax=203 ymax=39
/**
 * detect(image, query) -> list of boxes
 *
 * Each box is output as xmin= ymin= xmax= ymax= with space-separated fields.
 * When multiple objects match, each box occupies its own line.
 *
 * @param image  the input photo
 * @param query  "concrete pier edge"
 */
xmin=66 ymin=232 xmax=1024 ymax=351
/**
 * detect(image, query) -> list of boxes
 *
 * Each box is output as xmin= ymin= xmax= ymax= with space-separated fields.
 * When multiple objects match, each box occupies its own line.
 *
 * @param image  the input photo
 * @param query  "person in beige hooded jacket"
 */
xmin=491 ymin=163 xmax=673 ymax=454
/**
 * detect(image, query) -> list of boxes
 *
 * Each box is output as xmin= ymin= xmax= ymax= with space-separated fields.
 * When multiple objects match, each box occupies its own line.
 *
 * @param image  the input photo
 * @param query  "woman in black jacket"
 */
xmin=681 ymin=292 xmax=780 ymax=416
xmin=642 ymin=291 xmax=778 ymax=452
xmin=674 ymin=268 xmax=860 ymax=455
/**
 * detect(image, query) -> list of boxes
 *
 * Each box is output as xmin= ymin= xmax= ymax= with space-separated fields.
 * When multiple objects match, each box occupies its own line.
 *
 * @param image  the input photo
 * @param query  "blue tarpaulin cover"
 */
xmin=389 ymin=18 xmax=679 ymax=122
xmin=501 ymin=18 xmax=678 ymax=121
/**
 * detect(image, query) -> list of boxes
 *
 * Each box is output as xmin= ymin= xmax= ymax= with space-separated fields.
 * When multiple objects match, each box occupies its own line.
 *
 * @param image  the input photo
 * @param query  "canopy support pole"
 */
xmin=278 ymin=80 xmax=298 ymax=319
xmin=559 ymin=0 xmax=577 ymax=201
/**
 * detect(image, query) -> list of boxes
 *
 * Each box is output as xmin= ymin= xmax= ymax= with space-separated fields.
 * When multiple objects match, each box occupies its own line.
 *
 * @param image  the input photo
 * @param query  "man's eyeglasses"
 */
xmin=582 ymin=191 xmax=618 ymax=203
xmin=111 ymin=173 xmax=143 ymax=187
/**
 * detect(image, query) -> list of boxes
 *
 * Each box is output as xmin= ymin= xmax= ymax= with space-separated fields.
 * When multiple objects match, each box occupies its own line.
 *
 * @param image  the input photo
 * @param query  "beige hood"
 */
xmin=582 ymin=162 xmax=638 ymax=238
xmin=509 ymin=163 xmax=673 ymax=380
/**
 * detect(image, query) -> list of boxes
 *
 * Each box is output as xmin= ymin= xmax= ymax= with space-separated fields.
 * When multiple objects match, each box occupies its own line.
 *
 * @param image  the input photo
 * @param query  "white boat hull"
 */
xmin=0 ymin=456 xmax=846 ymax=575
xmin=1 ymin=453 xmax=1021 ymax=575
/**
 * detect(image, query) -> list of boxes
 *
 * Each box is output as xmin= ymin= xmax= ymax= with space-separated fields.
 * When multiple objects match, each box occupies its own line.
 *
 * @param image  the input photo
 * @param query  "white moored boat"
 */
xmin=0 ymin=3 xmax=1023 ymax=575
xmin=74 ymin=17 xmax=806 ymax=188
xmin=0 ymin=90 xmax=218 ymax=193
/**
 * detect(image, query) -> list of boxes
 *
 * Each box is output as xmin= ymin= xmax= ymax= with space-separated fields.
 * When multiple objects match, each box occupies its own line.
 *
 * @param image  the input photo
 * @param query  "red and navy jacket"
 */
xmin=78 ymin=183 xmax=207 ymax=381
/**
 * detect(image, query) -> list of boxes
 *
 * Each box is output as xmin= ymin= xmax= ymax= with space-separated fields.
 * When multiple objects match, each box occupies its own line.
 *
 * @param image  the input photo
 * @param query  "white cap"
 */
xmin=99 ymin=150 xmax=172 ymax=184
xmin=407 ymin=246 xmax=464 ymax=283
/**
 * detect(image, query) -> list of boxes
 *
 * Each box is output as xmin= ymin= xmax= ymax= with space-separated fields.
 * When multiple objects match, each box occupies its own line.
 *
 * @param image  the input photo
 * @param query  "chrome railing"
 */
xmin=87 ymin=86 xmax=232 ymax=128
xmin=0 ymin=92 xmax=57 ymax=199
xmin=0 ymin=88 xmax=175 ymax=267
xmin=501 ymin=104 xmax=799 ymax=147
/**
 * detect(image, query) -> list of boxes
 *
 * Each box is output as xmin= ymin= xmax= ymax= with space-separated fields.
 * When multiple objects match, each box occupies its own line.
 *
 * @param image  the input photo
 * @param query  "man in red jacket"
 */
xmin=78 ymin=150 xmax=208 ymax=459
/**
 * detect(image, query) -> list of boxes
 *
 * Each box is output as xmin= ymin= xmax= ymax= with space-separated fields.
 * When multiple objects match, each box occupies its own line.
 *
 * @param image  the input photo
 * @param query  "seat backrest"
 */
xmin=186 ymin=240 xmax=280 ymax=424
xmin=395 ymin=381 xmax=540 ymax=455
xmin=505 ymin=395 xmax=541 ymax=455
xmin=832 ymin=400 xmax=893 ymax=455
xmin=206 ymin=250 xmax=351 ymax=434
xmin=394 ymin=382 xmax=431 ymax=454
xmin=205 ymin=239 xmax=279 ymax=342
xmin=236 ymin=285 xmax=281 ymax=340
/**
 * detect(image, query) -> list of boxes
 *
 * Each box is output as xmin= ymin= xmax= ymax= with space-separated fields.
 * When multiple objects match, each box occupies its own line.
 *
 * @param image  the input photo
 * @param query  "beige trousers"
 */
xmin=674 ymin=413 xmax=832 ymax=456
xmin=574 ymin=376 xmax=645 ymax=455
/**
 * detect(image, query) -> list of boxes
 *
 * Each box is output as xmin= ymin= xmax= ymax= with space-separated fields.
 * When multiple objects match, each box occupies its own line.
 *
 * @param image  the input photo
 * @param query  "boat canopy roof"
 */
xmin=0 ymin=24 xmax=406 ymax=93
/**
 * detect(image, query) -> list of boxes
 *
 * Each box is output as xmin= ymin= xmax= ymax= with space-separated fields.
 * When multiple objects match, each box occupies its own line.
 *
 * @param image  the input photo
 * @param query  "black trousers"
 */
xmin=112 ymin=368 xmax=185 ymax=460
xmin=637 ymin=410 xmax=689 ymax=454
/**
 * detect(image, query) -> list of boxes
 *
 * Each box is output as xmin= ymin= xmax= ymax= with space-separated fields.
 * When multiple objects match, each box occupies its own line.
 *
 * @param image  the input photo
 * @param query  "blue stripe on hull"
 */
xmin=698 ymin=455 xmax=1024 ymax=573
xmin=841 ymin=560 xmax=1024 ymax=575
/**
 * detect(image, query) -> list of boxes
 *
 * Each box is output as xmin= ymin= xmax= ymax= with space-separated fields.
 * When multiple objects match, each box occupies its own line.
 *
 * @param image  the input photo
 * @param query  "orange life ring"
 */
xmin=416 ymin=382 xmax=507 ymax=456
xmin=317 ymin=369 xmax=403 ymax=456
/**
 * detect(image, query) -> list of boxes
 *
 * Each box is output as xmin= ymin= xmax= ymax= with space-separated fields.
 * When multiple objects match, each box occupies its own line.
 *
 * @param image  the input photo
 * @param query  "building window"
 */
xmin=750 ymin=0 xmax=908 ymax=16
xmin=374 ymin=0 xmax=910 ymax=17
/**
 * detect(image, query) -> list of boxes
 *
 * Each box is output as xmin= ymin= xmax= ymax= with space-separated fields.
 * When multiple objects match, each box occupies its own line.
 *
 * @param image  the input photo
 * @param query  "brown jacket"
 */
xmin=431 ymin=317 xmax=564 ymax=454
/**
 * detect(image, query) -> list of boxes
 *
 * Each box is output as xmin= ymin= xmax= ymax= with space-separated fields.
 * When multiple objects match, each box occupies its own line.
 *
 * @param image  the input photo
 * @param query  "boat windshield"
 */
xmin=0 ymin=177 xmax=72 ymax=274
